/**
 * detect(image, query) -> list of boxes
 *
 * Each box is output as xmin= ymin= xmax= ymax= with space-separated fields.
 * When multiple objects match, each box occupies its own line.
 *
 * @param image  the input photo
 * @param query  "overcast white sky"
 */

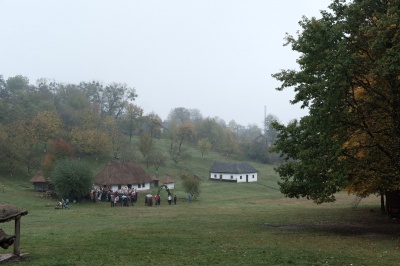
xmin=0 ymin=0 xmax=332 ymax=126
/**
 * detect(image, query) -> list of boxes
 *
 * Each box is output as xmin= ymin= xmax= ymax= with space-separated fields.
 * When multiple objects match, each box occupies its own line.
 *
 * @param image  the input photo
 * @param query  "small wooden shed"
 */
xmin=0 ymin=204 xmax=28 ymax=262
xmin=30 ymin=171 xmax=49 ymax=192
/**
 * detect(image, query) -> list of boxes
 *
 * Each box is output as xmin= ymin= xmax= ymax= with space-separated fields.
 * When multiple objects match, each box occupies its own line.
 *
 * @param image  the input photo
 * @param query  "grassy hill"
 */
xmin=0 ymin=135 xmax=282 ymax=208
xmin=1 ymin=138 xmax=399 ymax=265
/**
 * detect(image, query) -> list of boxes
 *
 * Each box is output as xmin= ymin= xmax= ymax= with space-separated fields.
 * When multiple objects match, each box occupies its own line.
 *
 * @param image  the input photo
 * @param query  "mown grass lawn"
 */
xmin=1 ymin=166 xmax=400 ymax=265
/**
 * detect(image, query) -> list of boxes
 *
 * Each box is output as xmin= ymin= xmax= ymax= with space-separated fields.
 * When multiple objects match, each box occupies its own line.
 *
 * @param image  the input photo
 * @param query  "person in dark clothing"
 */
xmin=157 ymin=194 xmax=161 ymax=205
xmin=111 ymin=193 xmax=115 ymax=207
xmin=173 ymin=195 xmax=177 ymax=205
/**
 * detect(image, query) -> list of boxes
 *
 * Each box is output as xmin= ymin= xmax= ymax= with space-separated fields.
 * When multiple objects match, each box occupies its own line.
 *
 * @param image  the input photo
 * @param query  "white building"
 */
xmin=209 ymin=162 xmax=258 ymax=183
xmin=94 ymin=161 xmax=153 ymax=191
xmin=160 ymin=174 xmax=177 ymax=189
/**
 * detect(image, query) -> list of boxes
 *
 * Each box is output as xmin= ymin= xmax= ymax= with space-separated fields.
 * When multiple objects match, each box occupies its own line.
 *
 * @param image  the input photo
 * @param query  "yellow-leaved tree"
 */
xmin=32 ymin=110 xmax=62 ymax=152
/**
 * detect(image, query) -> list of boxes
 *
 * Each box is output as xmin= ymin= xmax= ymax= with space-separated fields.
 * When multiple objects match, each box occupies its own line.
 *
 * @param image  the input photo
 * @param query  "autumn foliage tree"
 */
xmin=42 ymin=139 xmax=74 ymax=178
xmin=138 ymin=132 xmax=154 ymax=158
xmin=32 ymin=110 xmax=62 ymax=152
xmin=271 ymin=0 xmax=400 ymax=203
xmin=196 ymin=138 xmax=212 ymax=157
xmin=1 ymin=120 xmax=38 ymax=174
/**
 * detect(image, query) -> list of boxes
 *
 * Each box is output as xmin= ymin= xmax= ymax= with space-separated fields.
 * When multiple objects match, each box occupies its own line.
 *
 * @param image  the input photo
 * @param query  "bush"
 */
xmin=181 ymin=171 xmax=201 ymax=199
xmin=52 ymin=158 xmax=93 ymax=200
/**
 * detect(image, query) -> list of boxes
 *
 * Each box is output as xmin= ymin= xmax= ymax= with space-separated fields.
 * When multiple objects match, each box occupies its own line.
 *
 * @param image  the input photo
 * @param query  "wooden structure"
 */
xmin=0 ymin=204 xmax=28 ymax=262
xmin=30 ymin=171 xmax=49 ymax=192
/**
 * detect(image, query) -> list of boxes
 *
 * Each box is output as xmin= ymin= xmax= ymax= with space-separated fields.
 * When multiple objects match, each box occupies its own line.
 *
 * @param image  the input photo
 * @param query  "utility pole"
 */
xmin=263 ymin=106 xmax=267 ymax=135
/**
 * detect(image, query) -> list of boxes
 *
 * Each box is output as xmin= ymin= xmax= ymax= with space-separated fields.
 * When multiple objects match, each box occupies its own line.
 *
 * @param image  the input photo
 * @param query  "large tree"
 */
xmin=101 ymin=83 xmax=137 ymax=118
xmin=197 ymin=138 xmax=212 ymax=157
xmin=32 ymin=110 xmax=62 ymax=152
xmin=138 ymin=132 xmax=154 ymax=158
xmin=168 ymin=122 xmax=194 ymax=165
xmin=142 ymin=112 xmax=162 ymax=138
xmin=167 ymin=107 xmax=191 ymax=124
xmin=271 ymin=0 xmax=400 ymax=203
xmin=120 ymin=103 xmax=143 ymax=143
xmin=3 ymin=75 xmax=46 ymax=122
xmin=0 ymin=120 xmax=39 ymax=174
xmin=55 ymin=84 xmax=92 ymax=130
xmin=195 ymin=117 xmax=224 ymax=151
xmin=79 ymin=81 xmax=137 ymax=118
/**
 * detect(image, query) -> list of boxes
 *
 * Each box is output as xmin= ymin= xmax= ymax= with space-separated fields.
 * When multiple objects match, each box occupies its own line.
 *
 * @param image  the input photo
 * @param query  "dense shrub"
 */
xmin=52 ymin=158 xmax=93 ymax=200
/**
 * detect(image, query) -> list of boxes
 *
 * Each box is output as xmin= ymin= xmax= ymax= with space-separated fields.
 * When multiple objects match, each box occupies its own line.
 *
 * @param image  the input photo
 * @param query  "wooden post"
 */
xmin=13 ymin=216 xmax=21 ymax=256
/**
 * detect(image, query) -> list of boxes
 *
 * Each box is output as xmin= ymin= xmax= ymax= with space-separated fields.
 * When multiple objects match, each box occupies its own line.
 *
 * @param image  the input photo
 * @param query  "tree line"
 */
xmin=0 ymin=75 xmax=281 ymax=177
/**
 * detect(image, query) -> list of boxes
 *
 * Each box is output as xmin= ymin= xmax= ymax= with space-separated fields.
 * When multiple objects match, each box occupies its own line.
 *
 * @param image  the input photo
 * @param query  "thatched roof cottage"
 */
xmin=209 ymin=162 xmax=258 ymax=183
xmin=94 ymin=161 xmax=153 ymax=191
xmin=159 ymin=174 xmax=177 ymax=189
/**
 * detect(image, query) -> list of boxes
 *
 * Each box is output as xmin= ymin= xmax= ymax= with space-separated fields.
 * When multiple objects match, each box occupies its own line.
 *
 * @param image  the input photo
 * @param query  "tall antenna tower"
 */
xmin=264 ymin=106 xmax=267 ymax=132
xmin=264 ymin=106 xmax=266 ymax=122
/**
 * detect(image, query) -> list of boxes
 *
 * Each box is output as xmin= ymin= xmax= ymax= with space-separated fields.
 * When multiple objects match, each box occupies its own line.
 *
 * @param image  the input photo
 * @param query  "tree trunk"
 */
xmin=381 ymin=192 xmax=386 ymax=214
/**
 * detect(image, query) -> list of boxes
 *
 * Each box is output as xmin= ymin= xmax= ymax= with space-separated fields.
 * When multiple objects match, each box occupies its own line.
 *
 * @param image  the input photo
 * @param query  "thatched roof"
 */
xmin=94 ymin=161 xmax=153 ymax=185
xmin=160 ymin=174 xmax=176 ymax=184
xmin=30 ymin=171 xmax=47 ymax=183
xmin=0 ymin=204 xmax=28 ymax=223
xmin=150 ymin=175 xmax=159 ymax=181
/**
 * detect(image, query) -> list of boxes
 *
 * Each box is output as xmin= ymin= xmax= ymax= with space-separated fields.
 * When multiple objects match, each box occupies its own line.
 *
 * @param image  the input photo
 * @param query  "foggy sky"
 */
xmin=0 ymin=0 xmax=332 ymax=126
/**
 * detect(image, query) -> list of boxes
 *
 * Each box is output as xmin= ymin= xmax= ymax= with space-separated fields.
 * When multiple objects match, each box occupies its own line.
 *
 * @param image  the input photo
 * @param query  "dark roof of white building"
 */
xmin=209 ymin=162 xmax=258 ymax=174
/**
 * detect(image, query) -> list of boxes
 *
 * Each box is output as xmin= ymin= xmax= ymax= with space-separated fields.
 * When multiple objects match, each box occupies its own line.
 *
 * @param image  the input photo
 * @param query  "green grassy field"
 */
xmin=1 ymin=139 xmax=400 ymax=266
xmin=1 ymin=162 xmax=400 ymax=266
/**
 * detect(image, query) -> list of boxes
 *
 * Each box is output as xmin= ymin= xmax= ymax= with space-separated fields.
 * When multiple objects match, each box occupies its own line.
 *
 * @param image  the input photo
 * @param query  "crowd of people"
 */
xmin=60 ymin=186 xmax=182 ymax=208
xmin=145 ymin=193 xmax=177 ymax=206
xmin=80 ymin=186 xmax=140 ymax=207
xmin=56 ymin=188 xmax=191 ymax=210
